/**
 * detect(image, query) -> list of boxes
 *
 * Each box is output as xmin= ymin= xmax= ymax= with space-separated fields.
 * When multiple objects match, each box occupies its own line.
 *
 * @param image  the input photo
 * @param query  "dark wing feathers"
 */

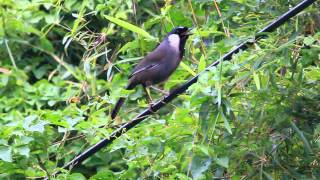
xmin=128 ymin=45 xmax=167 ymax=78
xmin=129 ymin=64 xmax=159 ymax=78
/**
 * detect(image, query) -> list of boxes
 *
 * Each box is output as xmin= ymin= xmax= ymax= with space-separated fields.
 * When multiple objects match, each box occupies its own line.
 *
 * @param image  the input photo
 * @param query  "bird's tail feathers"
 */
xmin=111 ymin=97 xmax=126 ymax=119
xmin=111 ymin=82 xmax=136 ymax=120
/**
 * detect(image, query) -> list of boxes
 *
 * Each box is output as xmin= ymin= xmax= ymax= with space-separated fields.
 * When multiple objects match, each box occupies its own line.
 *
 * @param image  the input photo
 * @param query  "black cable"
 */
xmin=48 ymin=0 xmax=317 ymax=178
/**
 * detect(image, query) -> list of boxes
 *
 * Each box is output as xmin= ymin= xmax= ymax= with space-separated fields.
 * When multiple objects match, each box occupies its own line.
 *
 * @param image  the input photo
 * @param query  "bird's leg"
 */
xmin=150 ymin=86 xmax=169 ymax=96
xmin=144 ymin=87 xmax=156 ymax=112
xmin=143 ymin=85 xmax=154 ymax=108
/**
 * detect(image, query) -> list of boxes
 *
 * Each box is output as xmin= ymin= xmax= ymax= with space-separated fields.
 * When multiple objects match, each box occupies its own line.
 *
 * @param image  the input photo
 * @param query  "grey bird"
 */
xmin=111 ymin=26 xmax=192 ymax=119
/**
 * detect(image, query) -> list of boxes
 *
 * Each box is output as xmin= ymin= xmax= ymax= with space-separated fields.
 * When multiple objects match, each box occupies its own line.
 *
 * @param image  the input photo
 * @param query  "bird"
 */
xmin=111 ymin=26 xmax=192 ymax=120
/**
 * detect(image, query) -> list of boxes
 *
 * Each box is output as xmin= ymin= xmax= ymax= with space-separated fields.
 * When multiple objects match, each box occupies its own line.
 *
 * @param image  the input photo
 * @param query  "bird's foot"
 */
xmin=151 ymin=86 xmax=169 ymax=96
xmin=148 ymin=102 xmax=156 ymax=113
xmin=162 ymin=91 xmax=170 ymax=96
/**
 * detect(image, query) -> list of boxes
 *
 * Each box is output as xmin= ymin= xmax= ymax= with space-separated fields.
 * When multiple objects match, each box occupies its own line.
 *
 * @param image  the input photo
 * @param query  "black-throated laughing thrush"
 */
xmin=111 ymin=26 xmax=192 ymax=120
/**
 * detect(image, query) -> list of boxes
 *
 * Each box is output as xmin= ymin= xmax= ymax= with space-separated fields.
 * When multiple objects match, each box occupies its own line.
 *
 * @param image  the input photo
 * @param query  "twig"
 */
xmin=4 ymin=39 xmax=17 ymax=69
xmin=213 ymin=0 xmax=230 ymax=37
xmin=187 ymin=0 xmax=208 ymax=58
xmin=36 ymin=155 xmax=50 ymax=179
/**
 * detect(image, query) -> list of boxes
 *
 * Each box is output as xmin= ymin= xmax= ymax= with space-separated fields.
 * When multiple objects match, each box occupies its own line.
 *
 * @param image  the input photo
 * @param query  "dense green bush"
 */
xmin=0 ymin=0 xmax=319 ymax=179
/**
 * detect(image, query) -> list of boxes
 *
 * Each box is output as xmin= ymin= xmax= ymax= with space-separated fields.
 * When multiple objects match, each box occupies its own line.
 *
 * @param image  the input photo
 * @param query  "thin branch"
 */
xmin=187 ymin=0 xmax=208 ymax=58
xmin=213 ymin=0 xmax=230 ymax=37
xmin=4 ymin=39 xmax=17 ymax=69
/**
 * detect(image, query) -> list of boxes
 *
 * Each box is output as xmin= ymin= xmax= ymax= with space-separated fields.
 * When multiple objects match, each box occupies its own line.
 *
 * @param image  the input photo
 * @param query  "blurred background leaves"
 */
xmin=0 ymin=0 xmax=319 ymax=179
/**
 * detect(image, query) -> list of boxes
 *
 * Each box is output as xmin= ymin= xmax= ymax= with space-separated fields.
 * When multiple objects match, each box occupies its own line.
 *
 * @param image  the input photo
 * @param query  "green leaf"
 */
xmin=190 ymin=155 xmax=212 ymax=179
xmin=71 ymin=0 xmax=87 ymax=36
xmin=220 ymin=110 xmax=232 ymax=134
xmin=180 ymin=62 xmax=196 ymax=76
xmin=199 ymin=100 xmax=211 ymax=139
xmin=0 ymin=75 xmax=9 ymax=86
xmin=91 ymin=170 xmax=116 ymax=179
xmin=119 ymin=40 xmax=139 ymax=53
xmin=20 ymin=136 xmax=34 ymax=144
xmin=39 ymin=38 xmax=54 ymax=53
xmin=214 ymin=157 xmax=229 ymax=168
xmin=17 ymin=146 xmax=30 ymax=157
xmin=69 ymin=173 xmax=86 ymax=180
xmin=161 ymin=164 xmax=177 ymax=173
xmin=199 ymin=100 xmax=210 ymax=121
xmin=23 ymin=115 xmax=48 ymax=133
xmin=0 ymin=146 xmax=12 ymax=162
xmin=104 ymin=15 xmax=155 ymax=40
xmin=253 ymin=71 xmax=261 ymax=90
xmin=198 ymin=54 xmax=206 ymax=73
xmin=32 ymin=65 xmax=50 ymax=79
xmin=290 ymin=120 xmax=313 ymax=154
xmin=305 ymin=68 xmax=320 ymax=81
xmin=303 ymin=36 xmax=315 ymax=46
xmin=175 ymin=173 xmax=192 ymax=180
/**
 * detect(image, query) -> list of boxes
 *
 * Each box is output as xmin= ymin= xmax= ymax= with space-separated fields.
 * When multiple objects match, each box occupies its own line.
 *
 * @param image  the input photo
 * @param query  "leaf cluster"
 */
xmin=0 ymin=0 xmax=319 ymax=179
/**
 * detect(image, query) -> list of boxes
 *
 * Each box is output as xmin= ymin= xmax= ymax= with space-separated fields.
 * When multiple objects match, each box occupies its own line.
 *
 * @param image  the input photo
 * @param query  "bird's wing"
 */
xmin=128 ymin=45 xmax=166 ymax=78
xmin=129 ymin=63 xmax=159 ymax=78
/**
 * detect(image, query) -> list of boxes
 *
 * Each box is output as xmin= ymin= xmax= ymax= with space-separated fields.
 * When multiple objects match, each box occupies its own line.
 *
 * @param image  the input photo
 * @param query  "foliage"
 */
xmin=0 ymin=0 xmax=319 ymax=179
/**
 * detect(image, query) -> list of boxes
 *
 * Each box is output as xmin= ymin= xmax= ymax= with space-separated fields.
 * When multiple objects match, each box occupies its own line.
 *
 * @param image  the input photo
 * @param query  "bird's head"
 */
xmin=166 ymin=27 xmax=192 ymax=56
xmin=168 ymin=26 xmax=192 ymax=38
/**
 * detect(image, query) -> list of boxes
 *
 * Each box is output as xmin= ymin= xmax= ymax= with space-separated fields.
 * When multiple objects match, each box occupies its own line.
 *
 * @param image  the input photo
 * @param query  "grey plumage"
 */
xmin=111 ymin=27 xmax=191 ymax=120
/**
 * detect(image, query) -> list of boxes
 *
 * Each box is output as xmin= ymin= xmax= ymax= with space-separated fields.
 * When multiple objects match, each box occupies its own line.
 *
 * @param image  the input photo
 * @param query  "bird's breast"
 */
xmin=167 ymin=34 xmax=180 ymax=52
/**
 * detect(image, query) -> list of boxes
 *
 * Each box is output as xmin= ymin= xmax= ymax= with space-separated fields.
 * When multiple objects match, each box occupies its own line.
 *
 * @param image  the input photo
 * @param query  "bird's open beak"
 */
xmin=181 ymin=28 xmax=193 ymax=36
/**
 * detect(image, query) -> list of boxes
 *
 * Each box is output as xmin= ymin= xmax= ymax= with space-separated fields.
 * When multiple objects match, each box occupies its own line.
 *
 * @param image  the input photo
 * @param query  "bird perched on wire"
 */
xmin=111 ymin=26 xmax=192 ymax=120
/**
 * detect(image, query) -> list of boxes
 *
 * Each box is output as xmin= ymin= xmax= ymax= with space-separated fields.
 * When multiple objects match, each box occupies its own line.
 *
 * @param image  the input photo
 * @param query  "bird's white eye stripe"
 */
xmin=168 ymin=34 xmax=180 ymax=51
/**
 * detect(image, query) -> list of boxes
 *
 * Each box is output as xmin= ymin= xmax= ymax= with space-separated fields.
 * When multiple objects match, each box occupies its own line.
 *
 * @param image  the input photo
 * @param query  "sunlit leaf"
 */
xmin=0 ymin=146 xmax=12 ymax=162
xmin=214 ymin=157 xmax=229 ymax=168
xmin=198 ymin=54 xmax=206 ymax=73
xmin=190 ymin=155 xmax=212 ymax=179
xmin=104 ymin=15 xmax=155 ymax=39
xmin=180 ymin=62 xmax=196 ymax=76
xmin=253 ymin=71 xmax=261 ymax=90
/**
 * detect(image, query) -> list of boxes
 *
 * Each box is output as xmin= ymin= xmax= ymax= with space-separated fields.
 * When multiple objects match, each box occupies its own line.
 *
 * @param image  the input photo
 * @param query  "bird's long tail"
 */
xmin=111 ymin=81 xmax=136 ymax=120
xmin=111 ymin=97 xmax=126 ymax=119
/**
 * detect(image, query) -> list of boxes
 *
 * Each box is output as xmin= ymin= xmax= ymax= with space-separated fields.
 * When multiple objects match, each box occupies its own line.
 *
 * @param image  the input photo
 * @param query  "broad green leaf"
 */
xmin=305 ymin=68 xmax=320 ymax=81
xmin=214 ymin=157 xmax=229 ymax=168
xmin=191 ymin=155 xmax=212 ymax=180
xmin=17 ymin=146 xmax=30 ymax=157
xmin=20 ymin=136 xmax=34 ymax=144
xmin=23 ymin=115 xmax=48 ymax=133
xmin=199 ymin=100 xmax=211 ymax=139
xmin=0 ymin=146 xmax=12 ymax=162
xmin=104 ymin=15 xmax=155 ymax=39
xmin=91 ymin=170 xmax=116 ymax=179
xmin=39 ymin=38 xmax=54 ymax=53
xmin=32 ymin=65 xmax=50 ymax=79
xmin=69 ymin=173 xmax=86 ymax=180
xmin=303 ymin=36 xmax=315 ymax=46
